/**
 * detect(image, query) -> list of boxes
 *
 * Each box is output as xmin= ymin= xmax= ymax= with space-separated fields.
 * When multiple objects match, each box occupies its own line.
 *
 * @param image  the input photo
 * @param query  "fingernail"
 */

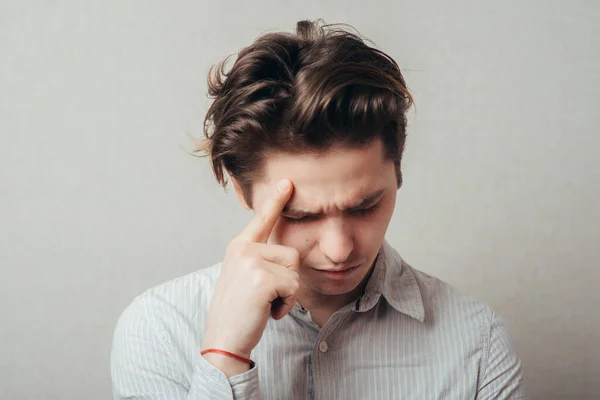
xmin=277 ymin=179 xmax=290 ymax=193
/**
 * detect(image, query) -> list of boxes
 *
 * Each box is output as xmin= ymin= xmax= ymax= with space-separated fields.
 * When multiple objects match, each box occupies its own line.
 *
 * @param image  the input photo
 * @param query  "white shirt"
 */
xmin=111 ymin=240 xmax=527 ymax=399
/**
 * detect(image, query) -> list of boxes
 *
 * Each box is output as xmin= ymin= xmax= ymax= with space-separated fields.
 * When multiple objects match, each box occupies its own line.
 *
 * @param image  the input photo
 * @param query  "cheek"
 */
xmin=270 ymin=219 xmax=316 ymax=250
xmin=353 ymin=215 xmax=389 ymax=247
xmin=357 ymin=200 xmax=396 ymax=240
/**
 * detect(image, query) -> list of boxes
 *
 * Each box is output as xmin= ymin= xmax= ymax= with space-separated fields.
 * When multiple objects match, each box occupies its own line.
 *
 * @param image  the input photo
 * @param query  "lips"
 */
xmin=316 ymin=265 xmax=359 ymax=273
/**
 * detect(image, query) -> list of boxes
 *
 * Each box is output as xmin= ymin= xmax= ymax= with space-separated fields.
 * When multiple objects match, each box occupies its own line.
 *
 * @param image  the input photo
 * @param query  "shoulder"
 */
xmin=111 ymin=264 xmax=224 ymax=391
xmin=407 ymin=263 xmax=496 ymax=328
xmin=383 ymin=241 xmax=496 ymax=330
xmin=385 ymin=245 xmax=505 ymax=350
xmin=402 ymin=261 xmax=522 ymax=380
xmin=410 ymin=261 xmax=493 ymax=319
xmin=386 ymin=249 xmax=526 ymax=395
xmin=135 ymin=263 xmax=221 ymax=311
xmin=113 ymin=263 xmax=222 ymax=341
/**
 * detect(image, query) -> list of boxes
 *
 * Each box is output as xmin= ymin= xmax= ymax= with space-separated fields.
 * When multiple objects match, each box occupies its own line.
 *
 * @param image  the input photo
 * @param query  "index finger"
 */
xmin=237 ymin=179 xmax=294 ymax=243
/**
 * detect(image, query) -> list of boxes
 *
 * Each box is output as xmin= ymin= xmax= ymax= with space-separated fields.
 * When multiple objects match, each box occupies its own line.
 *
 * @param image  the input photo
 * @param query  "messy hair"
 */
xmin=194 ymin=19 xmax=413 ymax=207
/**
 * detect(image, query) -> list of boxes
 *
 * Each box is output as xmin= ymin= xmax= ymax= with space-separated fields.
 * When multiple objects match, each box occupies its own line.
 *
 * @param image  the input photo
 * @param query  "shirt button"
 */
xmin=319 ymin=341 xmax=328 ymax=353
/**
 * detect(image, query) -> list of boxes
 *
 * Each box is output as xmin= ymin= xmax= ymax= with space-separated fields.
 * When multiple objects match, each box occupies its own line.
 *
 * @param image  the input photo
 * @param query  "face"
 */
xmin=247 ymin=138 xmax=398 ymax=300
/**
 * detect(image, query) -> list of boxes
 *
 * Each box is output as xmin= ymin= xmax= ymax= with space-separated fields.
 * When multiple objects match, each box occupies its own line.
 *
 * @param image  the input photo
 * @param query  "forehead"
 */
xmin=253 ymin=138 xmax=394 ymax=209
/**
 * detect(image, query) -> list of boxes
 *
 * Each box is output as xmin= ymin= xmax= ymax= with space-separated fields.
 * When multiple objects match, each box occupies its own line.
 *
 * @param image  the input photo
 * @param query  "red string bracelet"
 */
xmin=201 ymin=349 xmax=255 ymax=368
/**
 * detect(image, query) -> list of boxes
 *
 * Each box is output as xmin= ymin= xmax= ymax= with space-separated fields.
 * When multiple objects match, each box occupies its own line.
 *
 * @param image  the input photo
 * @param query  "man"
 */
xmin=111 ymin=20 xmax=526 ymax=399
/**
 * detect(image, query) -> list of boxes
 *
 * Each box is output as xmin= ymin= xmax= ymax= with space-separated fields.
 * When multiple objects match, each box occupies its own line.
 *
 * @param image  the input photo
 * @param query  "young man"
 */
xmin=111 ymin=20 xmax=526 ymax=399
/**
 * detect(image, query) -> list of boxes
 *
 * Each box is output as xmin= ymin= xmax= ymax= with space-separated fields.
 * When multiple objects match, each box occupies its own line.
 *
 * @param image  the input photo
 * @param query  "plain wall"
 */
xmin=1 ymin=1 xmax=598 ymax=398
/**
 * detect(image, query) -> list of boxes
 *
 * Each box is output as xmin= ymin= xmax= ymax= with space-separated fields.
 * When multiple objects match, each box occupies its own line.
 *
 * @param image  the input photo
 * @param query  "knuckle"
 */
xmin=288 ymin=248 xmax=301 ymax=266
xmin=288 ymin=247 xmax=300 ymax=260
xmin=252 ymin=269 xmax=270 ymax=287
xmin=290 ymin=278 xmax=300 ymax=291
xmin=244 ymin=255 xmax=261 ymax=270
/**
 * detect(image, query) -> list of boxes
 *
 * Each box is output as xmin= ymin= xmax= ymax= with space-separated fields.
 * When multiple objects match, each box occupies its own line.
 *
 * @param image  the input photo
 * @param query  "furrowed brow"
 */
xmin=282 ymin=189 xmax=386 ymax=217
xmin=281 ymin=208 xmax=324 ymax=218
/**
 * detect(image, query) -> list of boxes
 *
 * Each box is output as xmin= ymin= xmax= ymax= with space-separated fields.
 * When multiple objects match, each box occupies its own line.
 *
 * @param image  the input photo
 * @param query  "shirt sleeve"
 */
xmin=476 ymin=310 xmax=528 ymax=400
xmin=110 ymin=298 xmax=261 ymax=399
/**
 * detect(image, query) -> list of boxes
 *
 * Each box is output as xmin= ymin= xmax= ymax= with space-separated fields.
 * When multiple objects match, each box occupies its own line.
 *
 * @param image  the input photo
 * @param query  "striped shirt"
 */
xmin=111 ymin=240 xmax=527 ymax=399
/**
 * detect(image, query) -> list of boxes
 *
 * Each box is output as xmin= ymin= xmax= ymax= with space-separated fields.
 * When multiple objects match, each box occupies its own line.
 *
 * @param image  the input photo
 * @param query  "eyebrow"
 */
xmin=282 ymin=189 xmax=386 ymax=218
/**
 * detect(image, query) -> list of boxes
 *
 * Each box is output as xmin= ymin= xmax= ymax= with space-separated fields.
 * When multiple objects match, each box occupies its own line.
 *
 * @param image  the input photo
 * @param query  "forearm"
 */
xmin=111 ymin=300 xmax=261 ymax=400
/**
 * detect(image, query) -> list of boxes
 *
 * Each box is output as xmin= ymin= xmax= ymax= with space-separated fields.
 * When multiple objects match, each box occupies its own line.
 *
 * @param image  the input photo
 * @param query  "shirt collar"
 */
xmin=356 ymin=239 xmax=425 ymax=322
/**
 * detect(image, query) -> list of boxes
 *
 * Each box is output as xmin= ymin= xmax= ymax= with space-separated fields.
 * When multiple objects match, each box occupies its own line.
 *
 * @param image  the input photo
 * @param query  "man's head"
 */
xmin=197 ymin=20 xmax=412 ymax=298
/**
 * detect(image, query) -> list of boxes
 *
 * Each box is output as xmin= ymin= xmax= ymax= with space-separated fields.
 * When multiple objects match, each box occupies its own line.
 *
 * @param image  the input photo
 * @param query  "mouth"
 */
xmin=314 ymin=265 xmax=360 ymax=279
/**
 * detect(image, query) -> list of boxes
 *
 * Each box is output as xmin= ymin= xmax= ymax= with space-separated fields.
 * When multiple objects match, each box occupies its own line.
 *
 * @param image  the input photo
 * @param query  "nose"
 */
xmin=319 ymin=220 xmax=354 ymax=264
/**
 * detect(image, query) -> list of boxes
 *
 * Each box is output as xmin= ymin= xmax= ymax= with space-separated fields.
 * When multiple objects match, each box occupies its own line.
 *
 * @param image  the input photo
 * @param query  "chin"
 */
xmin=310 ymin=284 xmax=359 ymax=297
xmin=306 ymin=268 xmax=370 ymax=296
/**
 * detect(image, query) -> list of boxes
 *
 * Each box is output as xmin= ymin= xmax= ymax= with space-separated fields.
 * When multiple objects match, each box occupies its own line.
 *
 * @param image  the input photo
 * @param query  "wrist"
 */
xmin=201 ymin=350 xmax=252 ymax=378
xmin=202 ymin=336 xmax=252 ymax=360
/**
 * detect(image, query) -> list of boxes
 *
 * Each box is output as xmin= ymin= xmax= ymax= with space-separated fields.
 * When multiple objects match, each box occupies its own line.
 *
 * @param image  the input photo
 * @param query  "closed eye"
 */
xmin=349 ymin=202 xmax=381 ymax=217
xmin=283 ymin=215 xmax=318 ymax=225
xmin=283 ymin=202 xmax=381 ymax=225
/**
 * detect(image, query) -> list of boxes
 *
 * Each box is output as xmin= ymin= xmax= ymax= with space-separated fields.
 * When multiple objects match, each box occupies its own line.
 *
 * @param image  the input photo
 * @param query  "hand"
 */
xmin=201 ymin=179 xmax=301 ymax=372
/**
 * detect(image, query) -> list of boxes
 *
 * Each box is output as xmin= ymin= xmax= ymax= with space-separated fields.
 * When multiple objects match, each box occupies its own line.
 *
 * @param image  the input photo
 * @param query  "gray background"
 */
xmin=1 ymin=0 xmax=599 ymax=399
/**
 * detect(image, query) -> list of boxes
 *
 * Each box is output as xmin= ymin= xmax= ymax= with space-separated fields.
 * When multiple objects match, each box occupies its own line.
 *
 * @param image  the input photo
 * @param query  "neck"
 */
xmin=298 ymin=286 xmax=361 ymax=316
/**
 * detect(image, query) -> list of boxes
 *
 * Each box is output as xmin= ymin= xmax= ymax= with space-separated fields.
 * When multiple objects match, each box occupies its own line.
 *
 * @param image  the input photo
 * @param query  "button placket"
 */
xmin=312 ymin=304 xmax=354 ymax=400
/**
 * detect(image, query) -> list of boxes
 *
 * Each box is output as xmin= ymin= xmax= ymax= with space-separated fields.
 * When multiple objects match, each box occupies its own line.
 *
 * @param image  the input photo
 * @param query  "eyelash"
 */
xmin=284 ymin=202 xmax=381 ymax=225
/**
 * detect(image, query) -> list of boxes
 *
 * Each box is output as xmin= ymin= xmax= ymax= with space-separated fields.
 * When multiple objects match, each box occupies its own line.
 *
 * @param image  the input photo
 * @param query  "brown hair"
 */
xmin=194 ymin=19 xmax=413 ymax=207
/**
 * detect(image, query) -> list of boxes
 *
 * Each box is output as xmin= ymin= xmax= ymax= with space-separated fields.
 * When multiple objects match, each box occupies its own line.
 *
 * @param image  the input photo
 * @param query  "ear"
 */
xmin=229 ymin=174 xmax=251 ymax=210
